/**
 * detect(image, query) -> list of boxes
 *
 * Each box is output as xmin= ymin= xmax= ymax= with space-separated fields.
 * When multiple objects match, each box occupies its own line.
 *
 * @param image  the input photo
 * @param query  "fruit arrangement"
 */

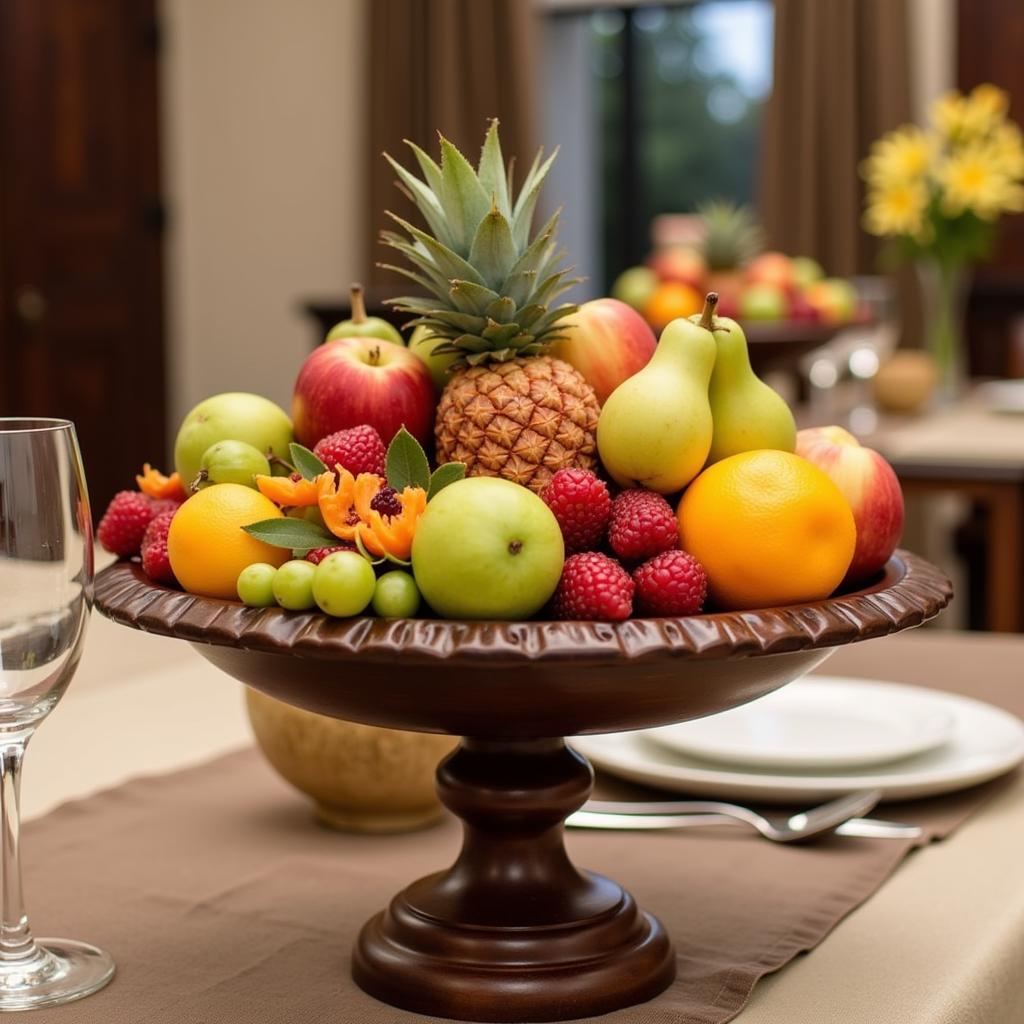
xmin=612 ymin=200 xmax=862 ymax=330
xmin=99 ymin=123 xmax=904 ymax=624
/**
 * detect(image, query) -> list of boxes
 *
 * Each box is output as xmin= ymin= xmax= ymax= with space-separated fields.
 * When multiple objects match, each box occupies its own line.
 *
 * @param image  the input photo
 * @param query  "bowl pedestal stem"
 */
xmin=353 ymin=737 xmax=676 ymax=1022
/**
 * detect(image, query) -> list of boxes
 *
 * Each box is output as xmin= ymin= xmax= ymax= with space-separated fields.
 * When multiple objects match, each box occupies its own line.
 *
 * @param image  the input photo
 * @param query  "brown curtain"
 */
xmin=759 ymin=0 xmax=912 ymax=276
xmin=365 ymin=0 xmax=538 ymax=288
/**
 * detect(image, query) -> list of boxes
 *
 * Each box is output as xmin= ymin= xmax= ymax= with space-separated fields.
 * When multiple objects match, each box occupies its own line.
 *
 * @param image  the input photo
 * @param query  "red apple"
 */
xmin=746 ymin=251 xmax=795 ymax=293
xmin=550 ymin=298 xmax=657 ymax=404
xmin=292 ymin=337 xmax=436 ymax=448
xmin=646 ymin=246 xmax=706 ymax=290
xmin=796 ymin=425 xmax=904 ymax=585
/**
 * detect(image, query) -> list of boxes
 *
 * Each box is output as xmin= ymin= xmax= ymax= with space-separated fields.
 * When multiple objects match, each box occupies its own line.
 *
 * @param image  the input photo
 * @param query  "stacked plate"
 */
xmin=572 ymin=676 xmax=1024 ymax=803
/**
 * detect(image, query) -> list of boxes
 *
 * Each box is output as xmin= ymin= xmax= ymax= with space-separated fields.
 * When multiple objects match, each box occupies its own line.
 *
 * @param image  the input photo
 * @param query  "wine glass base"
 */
xmin=0 ymin=939 xmax=114 ymax=1012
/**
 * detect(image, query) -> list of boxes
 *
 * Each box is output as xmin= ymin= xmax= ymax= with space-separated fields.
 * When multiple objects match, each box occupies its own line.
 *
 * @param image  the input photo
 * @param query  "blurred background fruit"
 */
xmin=643 ymin=280 xmax=703 ymax=331
xmin=872 ymin=351 xmax=939 ymax=413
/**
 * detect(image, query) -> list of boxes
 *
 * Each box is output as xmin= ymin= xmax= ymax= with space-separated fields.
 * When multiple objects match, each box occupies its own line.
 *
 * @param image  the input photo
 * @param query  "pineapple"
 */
xmin=380 ymin=120 xmax=600 ymax=493
xmin=699 ymin=199 xmax=764 ymax=271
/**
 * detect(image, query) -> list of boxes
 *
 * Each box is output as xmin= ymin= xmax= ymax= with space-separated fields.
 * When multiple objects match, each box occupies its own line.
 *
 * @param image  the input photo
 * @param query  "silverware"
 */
xmin=565 ymin=789 xmax=904 ymax=843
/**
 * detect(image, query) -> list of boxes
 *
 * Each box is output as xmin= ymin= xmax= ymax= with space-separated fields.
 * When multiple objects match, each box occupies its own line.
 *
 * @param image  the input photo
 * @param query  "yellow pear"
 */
xmin=696 ymin=312 xmax=796 ymax=464
xmin=597 ymin=295 xmax=718 ymax=493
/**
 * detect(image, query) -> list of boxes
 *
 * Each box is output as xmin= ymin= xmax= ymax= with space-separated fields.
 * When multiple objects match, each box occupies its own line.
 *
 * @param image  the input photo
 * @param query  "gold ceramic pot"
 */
xmin=246 ymin=688 xmax=457 ymax=833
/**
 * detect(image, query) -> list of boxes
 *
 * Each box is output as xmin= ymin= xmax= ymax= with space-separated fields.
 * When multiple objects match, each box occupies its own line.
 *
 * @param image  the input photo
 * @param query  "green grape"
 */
xmin=372 ymin=571 xmax=421 ymax=619
xmin=312 ymin=551 xmax=376 ymax=618
xmin=237 ymin=563 xmax=279 ymax=607
xmin=196 ymin=440 xmax=271 ymax=490
xmin=272 ymin=559 xmax=317 ymax=611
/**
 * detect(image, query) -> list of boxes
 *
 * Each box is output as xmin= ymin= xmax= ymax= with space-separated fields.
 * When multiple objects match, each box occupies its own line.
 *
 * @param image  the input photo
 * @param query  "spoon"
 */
xmin=567 ymin=789 xmax=883 ymax=844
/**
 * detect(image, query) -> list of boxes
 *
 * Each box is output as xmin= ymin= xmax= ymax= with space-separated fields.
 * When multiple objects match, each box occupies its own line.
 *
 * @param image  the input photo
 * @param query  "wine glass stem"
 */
xmin=0 ymin=739 xmax=36 ymax=962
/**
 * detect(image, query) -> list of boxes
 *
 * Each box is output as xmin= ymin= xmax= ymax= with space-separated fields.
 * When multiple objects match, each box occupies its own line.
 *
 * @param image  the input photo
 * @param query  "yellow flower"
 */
xmin=932 ymin=84 xmax=1010 ymax=141
xmin=986 ymin=122 xmax=1024 ymax=179
xmin=863 ymin=180 xmax=930 ymax=237
xmin=860 ymin=125 xmax=934 ymax=187
xmin=936 ymin=142 xmax=1024 ymax=219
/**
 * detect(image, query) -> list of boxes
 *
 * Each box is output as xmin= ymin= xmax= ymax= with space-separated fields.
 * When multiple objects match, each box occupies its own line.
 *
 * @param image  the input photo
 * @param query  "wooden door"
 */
xmin=0 ymin=0 xmax=165 ymax=510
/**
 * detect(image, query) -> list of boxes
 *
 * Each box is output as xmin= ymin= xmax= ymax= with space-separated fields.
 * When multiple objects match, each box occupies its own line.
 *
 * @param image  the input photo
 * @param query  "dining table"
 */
xmin=24 ymin=611 xmax=1024 ymax=1023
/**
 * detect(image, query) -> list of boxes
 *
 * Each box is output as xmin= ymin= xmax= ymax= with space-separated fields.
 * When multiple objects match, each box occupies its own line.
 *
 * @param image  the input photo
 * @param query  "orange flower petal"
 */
xmin=136 ymin=463 xmax=187 ymax=501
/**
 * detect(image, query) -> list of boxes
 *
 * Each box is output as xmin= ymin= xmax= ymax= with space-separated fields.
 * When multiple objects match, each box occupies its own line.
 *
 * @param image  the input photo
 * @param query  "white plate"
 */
xmin=977 ymin=379 xmax=1024 ymax=414
xmin=571 ymin=678 xmax=1024 ymax=803
xmin=645 ymin=677 xmax=955 ymax=770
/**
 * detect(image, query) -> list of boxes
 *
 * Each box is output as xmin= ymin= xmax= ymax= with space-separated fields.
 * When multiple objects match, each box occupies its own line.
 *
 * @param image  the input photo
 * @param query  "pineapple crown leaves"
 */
xmin=378 ymin=119 xmax=580 ymax=365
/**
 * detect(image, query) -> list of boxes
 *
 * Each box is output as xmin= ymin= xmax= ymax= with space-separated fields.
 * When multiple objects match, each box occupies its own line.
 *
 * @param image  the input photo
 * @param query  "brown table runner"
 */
xmin=21 ymin=637 xmax=1023 ymax=1023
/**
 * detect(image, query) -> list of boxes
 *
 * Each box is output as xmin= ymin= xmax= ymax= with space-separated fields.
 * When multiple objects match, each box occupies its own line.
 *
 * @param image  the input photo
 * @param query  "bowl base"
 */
xmin=351 ymin=738 xmax=675 ymax=1021
xmin=354 ymin=878 xmax=674 ymax=1022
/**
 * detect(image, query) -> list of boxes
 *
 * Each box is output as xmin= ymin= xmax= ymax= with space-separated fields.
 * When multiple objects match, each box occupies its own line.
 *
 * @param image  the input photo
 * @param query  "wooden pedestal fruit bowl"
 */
xmin=95 ymin=551 xmax=950 ymax=1023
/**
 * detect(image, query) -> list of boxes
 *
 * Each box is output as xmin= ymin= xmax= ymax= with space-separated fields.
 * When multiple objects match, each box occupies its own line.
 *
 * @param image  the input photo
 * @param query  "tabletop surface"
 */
xmin=27 ymin=613 xmax=1024 ymax=1024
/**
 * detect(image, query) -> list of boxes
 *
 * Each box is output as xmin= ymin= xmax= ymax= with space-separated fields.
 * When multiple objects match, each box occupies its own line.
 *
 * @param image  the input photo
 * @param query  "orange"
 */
xmin=643 ymin=281 xmax=703 ymax=331
xmin=167 ymin=483 xmax=290 ymax=599
xmin=677 ymin=450 xmax=856 ymax=610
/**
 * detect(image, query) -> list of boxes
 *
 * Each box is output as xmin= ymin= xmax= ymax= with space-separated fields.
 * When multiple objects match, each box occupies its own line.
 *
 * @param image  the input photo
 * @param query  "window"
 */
xmin=543 ymin=1 xmax=774 ymax=293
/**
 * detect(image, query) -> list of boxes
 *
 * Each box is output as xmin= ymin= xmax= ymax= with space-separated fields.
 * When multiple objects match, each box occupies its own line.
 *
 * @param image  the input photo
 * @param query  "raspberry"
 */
xmin=608 ymin=489 xmax=679 ymax=563
xmin=541 ymin=468 xmax=611 ymax=553
xmin=552 ymin=552 xmax=634 ymax=621
xmin=305 ymin=544 xmax=356 ymax=565
xmin=141 ymin=509 xmax=177 ymax=584
xmin=97 ymin=491 xmax=159 ymax=557
xmin=313 ymin=425 xmax=386 ymax=477
xmin=632 ymin=550 xmax=708 ymax=617
xmin=369 ymin=486 xmax=403 ymax=519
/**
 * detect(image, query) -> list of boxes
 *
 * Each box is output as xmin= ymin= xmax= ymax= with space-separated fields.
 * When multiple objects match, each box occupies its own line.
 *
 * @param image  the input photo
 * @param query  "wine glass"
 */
xmin=0 ymin=419 xmax=114 ymax=1009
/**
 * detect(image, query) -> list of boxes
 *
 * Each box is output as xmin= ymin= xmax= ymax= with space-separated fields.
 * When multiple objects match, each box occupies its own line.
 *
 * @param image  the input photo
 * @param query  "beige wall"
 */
xmin=160 ymin=0 xmax=366 ymax=440
xmin=909 ymin=0 xmax=956 ymax=121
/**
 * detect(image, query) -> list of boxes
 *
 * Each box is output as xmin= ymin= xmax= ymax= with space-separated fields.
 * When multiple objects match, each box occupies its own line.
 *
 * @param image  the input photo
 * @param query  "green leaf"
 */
xmin=386 ymin=427 xmax=431 ymax=491
xmin=449 ymin=279 xmax=502 ymax=316
xmin=468 ymin=207 xmax=517 ymax=291
xmin=477 ymin=119 xmax=511 ymax=218
xmin=482 ymin=320 xmax=521 ymax=344
xmin=427 ymin=462 xmax=466 ymax=501
xmin=383 ymin=153 xmax=457 ymax=250
xmin=438 ymin=135 xmax=492 ymax=254
xmin=289 ymin=443 xmax=327 ymax=481
xmin=242 ymin=518 xmax=333 ymax=549
xmin=386 ymin=213 xmax=488 ymax=288
xmin=511 ymin=150 xmax=558 ymax=249
xmin=405 ymin=140 xmax=445 ymax=197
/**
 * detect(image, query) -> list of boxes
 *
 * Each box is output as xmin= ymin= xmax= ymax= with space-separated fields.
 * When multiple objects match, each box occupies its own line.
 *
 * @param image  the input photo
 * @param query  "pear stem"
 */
xmin=350 ymin=283 xmax=367 ymax=324
xmin=699 ymin=292 xmax=719 ymax=330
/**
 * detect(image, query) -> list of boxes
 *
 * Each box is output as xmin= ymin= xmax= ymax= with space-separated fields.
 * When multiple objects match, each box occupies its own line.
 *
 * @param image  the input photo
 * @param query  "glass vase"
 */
xmin=916 ymin=259 xmax=970 ymax=403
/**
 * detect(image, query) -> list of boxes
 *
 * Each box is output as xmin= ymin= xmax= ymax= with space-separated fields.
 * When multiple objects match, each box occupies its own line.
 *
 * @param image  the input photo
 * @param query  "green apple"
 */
xmin=738 ymin=283 xmax=787 ymax=322
xmin=325 ymin=284 xmax=403 ymax=345
xmin=174 ymin=392 xmax=293 ymax=485
xmin=408 ymin=325 xmax=459 ymax=390
xmin=411 ymin=477 xmax=565 ymax=620
xmin=610 ymin=266 xmax=658 ymax=311
xmin=791 ymin=256 xmax=825 ymax=290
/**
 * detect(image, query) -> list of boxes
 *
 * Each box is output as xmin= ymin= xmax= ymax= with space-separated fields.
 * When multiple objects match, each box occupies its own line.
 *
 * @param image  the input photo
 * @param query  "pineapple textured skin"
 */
xmin=435 ymin=357 xmax=599 ymax=493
